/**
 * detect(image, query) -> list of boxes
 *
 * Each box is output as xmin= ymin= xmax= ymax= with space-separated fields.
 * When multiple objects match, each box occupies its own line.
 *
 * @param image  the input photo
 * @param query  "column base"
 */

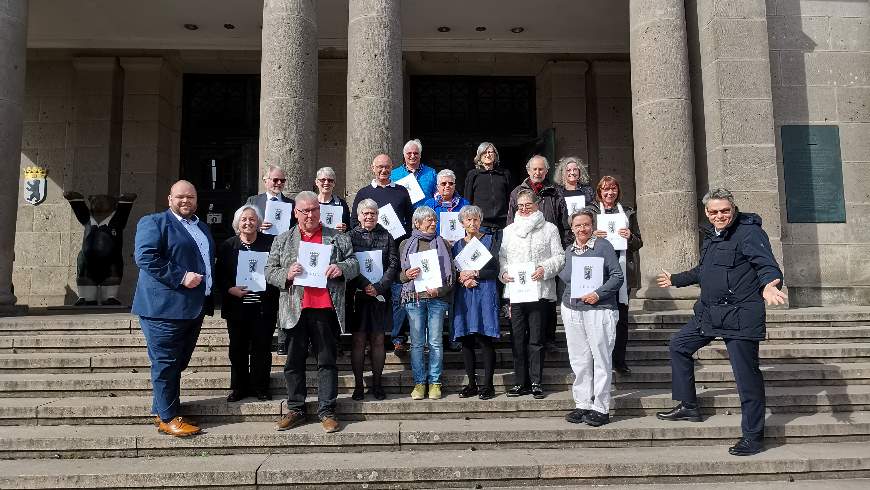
xmin=632 ymin=285 xmax=700 ymax=312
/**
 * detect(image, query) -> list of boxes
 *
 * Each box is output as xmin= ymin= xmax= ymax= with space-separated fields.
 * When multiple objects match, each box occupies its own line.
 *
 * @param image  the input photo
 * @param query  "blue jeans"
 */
xmin=139 ymin=315 xmax=203 ymax=421
xmin=390 ymin=282 xmax=407 ymax=343
xmin=404 ymin=298 xmax=449 ymax=384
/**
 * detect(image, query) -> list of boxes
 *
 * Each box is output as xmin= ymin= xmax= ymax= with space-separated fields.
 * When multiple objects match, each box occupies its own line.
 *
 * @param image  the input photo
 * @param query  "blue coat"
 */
xmin=390 ymin=163 xmax=438 ymax=208
xmin=671 ymin=212 xmax=783 ymax=340
xmin=422 ymin=194 xmax=471 ymax=234
xmin=132 ymin=210 xmax=216 ymax=320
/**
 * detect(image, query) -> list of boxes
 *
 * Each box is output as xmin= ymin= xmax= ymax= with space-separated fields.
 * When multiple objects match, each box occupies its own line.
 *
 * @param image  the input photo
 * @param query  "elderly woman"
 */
xmin=347 ymin=199 xmax=399 ymax=401
xmin=499 ymin=190 xmax=565 ymax=399
xmin=215 ymin=205 xmax=279 ymax=402
xmin=463 ymin=142 xmax=513 ymax=231
xmin=399 ymin=206 xmax=455 ymax=400
xmin=586 ymin=176 xmax=643 ymax=376
xmin=452 ymin=205 xmax=501 ymax=400
xmin=553 ymin=156 xmax=594 ymax=244
xmin=559 ymin=209 xmax=623 ymax=427
xmin=314 ymin=166 xmax=351 ymax=233
xmin=422 ymin=169 xmax=470 ymax=236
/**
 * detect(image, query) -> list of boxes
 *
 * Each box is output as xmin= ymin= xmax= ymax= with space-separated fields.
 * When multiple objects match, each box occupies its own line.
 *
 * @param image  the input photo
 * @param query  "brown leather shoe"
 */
xmin=154 ymin=415 xmax=198 ymax=427
xmin=275 ymin=411 xmax=306 ymax=431
xmin=321 ymin=415 xmax=340 ymax=433
xmin=157 ymin=416 xmax=201 ymax=437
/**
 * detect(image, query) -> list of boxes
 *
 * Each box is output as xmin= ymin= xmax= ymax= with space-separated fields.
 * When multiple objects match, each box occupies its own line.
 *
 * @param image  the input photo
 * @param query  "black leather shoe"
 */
xmin=582 ymin=410 xmax=610 ymax=427
xmin=531 ymin=384 xmax=545 ymax=399
xmin=728 ymin=437 xmax=763 ymax=456
xmin=276 ymin=346 xmax=287 ymax=356
xmin=226 ymin=391 xmax=246 ymax=402
xmin=458 ymin=385 xmax=479 ymax=398
xmin=565 ymin=408 xmax=588 ymax=424
xmin=506 ymin=385 xmax=531 ymax=397
xmin=351 ymin=386 xmax=365 ymax=401
xmin=370 ymin=386 xmax=387 ymax=401
xmin=613 ymin=363 xmax=632 ymax=376
xmin=656 ymin=403 xmax=702 ymax=422
xmin=478 ymin=386 xmax=495 ymax=400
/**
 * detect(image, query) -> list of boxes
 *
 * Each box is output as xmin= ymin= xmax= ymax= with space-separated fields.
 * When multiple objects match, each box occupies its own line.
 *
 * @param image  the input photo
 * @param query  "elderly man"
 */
xmin=266 ymin=191 xmax=359 ymax=433
xmin=351 ymin=154 xmax=414 ymax=352
xmin=656 ymin=188 xmax=787 ymax=456
xmin=390 ymin=139 xmax=438 ymax=209
xmin=246 ymin=165 xmax=295 ymax=355
xmin=132 ymin=180 xmax=214 ymax=437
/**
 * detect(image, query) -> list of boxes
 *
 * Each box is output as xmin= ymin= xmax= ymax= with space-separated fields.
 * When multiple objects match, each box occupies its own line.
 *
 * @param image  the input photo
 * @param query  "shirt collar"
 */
xmin=171 ymin=210 xmax=199 ymax=225
xmin=570 ymin=237 xmax=597 ymax=253
xmin=371 ymin=179 xmax=396 ymax=188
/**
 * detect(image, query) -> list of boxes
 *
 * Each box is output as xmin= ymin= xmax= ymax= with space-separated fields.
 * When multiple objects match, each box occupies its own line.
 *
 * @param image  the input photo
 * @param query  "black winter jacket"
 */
xmin=671 ymin=212 xmax=783 ymax=340
xmin=464 ymin=167 xmax=513 ymax=230
xmin=507 ymin=179 xmax=567 ymax=240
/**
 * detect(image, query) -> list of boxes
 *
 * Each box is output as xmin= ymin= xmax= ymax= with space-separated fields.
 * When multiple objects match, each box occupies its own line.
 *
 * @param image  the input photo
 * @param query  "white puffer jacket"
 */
xmin=498 ymin=211 xmax=566 ymax=301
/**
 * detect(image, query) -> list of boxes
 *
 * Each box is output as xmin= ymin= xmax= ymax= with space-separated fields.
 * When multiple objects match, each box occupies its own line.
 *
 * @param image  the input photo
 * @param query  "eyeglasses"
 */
xmin=296 ymin=207 xmax=319 ymax=215
xmin=707 ymin=208 xmax=733 ymax=215
xmin=405 ymin=152 xmax=420 ymax=156
xmin=317 ymin=178 xmax=335 ymax=183
xmin=269 ymin=178 xmax=286 ymax=184
xmin=517 ymin=203 xmax=536 ymax=210
xmin=438 ymin=182 xmax=455 ymax=187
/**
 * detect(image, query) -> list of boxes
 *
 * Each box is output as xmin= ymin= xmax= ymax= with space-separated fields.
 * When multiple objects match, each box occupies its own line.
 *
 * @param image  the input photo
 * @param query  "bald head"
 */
xmin=168 ymin=180 xmax=198 ymax=219
xmin=372 ymin=154 xmax=393 ymax=185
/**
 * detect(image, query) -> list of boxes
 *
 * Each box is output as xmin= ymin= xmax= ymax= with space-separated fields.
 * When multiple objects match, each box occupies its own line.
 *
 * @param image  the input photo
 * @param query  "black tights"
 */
xmin=351 ymin=332 xmax=386 ymax=388
xmin=460 ymin=334 xmax=495 ymax=388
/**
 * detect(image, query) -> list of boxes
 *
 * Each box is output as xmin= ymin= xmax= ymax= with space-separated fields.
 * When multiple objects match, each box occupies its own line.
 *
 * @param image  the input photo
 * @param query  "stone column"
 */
xmin=629 ymin=0 xmax=700 ymax=308
xmin=345 ymin=0 xmax=402 ymax=201
xmin=259 ymin=0 xmax=318 ymax=196
xmin=0 ymin=0 xmax=27 ymax=314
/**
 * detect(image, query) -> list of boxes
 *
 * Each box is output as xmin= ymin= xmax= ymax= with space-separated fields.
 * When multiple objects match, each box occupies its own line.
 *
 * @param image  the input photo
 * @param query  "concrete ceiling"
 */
xmin=27 ymin=0 xmax=629 ymax=53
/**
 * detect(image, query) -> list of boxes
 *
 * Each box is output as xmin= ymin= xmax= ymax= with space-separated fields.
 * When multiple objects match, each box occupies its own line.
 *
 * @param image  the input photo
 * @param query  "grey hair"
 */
xmin=525 ymin=154 xmax=549 ymax=171
xmin=262 ymin=164 xmax=285 ymax=180
xmin=231 ymin=204 xmax=263 ymax=234
xmin=553 ymin=156 xmax=590 ymax=186
xmin=473 ymin=142 xmax=499 ymax=169
xmin=458 ymin=205 xmax=482 ymax=222
xmin=403 ymin=139 xmax=422 ymax=155
xmin=702 ymin=188 xmax=737 ymax=210
xmin=294 ymin=190 xmax=319 ymax=206
xmin=356 ymin=198 xmax=379 ymax=215
xmin=516 ymin=188 xmax=541 ymax=204
xmin=315 ymin=166 xmax=336 ymax=180
xmin=569 ymin=209 xmax=596 ymax=227
xmin=412 ymin=206 xmax=437 ymax=228
xmin=436 ymin=169 xmax=456 ymax=182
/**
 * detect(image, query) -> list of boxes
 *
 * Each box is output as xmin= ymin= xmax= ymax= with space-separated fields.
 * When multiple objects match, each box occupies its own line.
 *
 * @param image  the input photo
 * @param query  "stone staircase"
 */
xmin=1 ymin=307 xmax=870 ymax=488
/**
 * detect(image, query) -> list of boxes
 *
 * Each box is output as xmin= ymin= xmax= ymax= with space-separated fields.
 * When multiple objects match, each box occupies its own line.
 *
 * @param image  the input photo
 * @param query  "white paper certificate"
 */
xmin=453 ymin=237 xmax=492 ymax=271
xmin=395 ymin=173 xmax=426 ymax=204
xmin=235 ymin=251 xmax=268 ymax=292
xmin=263 ymin=200 xmax=294 ymax=236
xmin=439 ymin=212 xmax=465 ymax=242
xmin=564 ymin=195 xmax=587 ymax=215
xmin=320 ymin=204 xmax=343 ymax=229
xmin=570 ymin=256 xmax=604 ymax=298
xmin=507 ymin=262 xmax=538 ymax=303
xmin=294 ymin=241 xmax=332 ymax=288
xmin=597 ymin=214 xmax=628 ymax=250
xmin=409 ymin=248 xmax=443 ymax=293
xmin=378 ymin=203 xmax=406 ymax=240
xmin=355 ymin=250 xmax=384 ymax=285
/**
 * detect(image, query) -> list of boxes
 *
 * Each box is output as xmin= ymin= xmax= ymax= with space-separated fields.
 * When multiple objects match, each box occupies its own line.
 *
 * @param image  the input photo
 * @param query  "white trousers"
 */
xmin=561 ymin=305 xmax=618 ymax=414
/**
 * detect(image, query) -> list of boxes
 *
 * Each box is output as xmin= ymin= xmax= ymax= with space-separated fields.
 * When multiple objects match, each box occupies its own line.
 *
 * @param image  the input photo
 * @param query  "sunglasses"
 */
xmin=269 ymin=178 xmax=287 ymax=184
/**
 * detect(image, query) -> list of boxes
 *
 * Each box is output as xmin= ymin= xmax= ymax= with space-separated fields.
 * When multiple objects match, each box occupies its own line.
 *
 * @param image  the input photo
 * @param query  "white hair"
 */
xmin=437 ymin=169 xmax=456 ymax=182
xmin=294 ymin=190 xmax=318 ymax=206
xmin=412 ymin=206 xmax=437 ymax=228
xmin=262 ymin=164 xmax=284 ymax=180
xmin=702 ymin=188 xmax=737 ymax=210
xmin=403 ymin=139 xmax=422 ymax=155
xmin=231 ymin=204 xmax=263 ymax=234
xmin=526 ymin=154 xmax=550 ymax=171
xmin=458 ymin=205 xmax=482 ymax=222
xmin=315 ymin=166 xmax=336 ymax=180
xmin=356 ymin=198 xmax=379 ymax=215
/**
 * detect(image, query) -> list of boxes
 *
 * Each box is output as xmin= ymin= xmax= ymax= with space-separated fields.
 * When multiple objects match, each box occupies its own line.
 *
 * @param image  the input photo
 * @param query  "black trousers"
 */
xmin=226 ymin=303 xmax=276 ymax=394
xmin=669 ymin=321 xmax=766 ymax=440
xmin=612 ymin=302 xmax=629 ymax=367
xmin=284 ymin=308 xmax=339 ymax=418
xmin=510 ymin=300 xmax=547 ymax=387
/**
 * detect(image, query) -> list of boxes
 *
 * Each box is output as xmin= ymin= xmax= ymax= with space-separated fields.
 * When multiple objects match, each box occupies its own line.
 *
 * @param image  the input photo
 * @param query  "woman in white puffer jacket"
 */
xmin=498 ymin=189 xmax=565 ymax=399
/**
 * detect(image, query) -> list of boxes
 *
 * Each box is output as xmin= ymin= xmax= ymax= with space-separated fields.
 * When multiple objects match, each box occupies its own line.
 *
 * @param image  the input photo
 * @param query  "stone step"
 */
xmin=4 ymin=385 xmax=870 ymax=426
xmin=1 ymin=441 xmax=869 ymax=488
xmin=1 ymin=362 xmax=868 ymax=398
xmin=1 ymin=412 xmax=868 ymax=459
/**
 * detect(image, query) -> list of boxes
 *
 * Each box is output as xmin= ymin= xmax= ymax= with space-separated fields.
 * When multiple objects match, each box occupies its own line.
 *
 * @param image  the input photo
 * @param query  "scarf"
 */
xmin=434 ymin=193 xmax=463 ymax=211
xmin=400 ymin=229 xmax=454 ymax=301
xmin=511 ymin=210 xmax=545 ymax=238
xmin=527 ymin=178 xmax=544 ymax=195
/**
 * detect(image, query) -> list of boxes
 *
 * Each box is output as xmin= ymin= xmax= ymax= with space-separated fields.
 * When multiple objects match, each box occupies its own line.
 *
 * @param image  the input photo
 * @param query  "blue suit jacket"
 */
xmin=131 ymin=210 xmax=215 ymax=320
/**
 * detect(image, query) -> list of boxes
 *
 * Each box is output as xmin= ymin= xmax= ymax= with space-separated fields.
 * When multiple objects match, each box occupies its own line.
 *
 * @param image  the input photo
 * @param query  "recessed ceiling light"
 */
xmin=510 ymin=27 xmax=524 ymax=33
xmin=475 ymin=26 xmax=486 ymax=32
xmin=184 ymin=24 xmax=199 ymax=31
xmin=437 ymin=26 xmax=450 ymax=33
xmin=224 ymin=24 xmax=235 ymax=30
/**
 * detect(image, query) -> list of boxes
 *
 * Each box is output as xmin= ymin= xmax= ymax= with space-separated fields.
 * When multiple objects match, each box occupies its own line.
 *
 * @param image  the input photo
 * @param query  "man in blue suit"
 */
xmin=132 ymin=180 xmax=215 ymax=437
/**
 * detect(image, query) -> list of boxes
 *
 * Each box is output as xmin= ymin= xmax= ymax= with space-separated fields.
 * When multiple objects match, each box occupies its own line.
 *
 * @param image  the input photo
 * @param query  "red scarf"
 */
xmin=527 ymin=179 xmax=544 ymax=195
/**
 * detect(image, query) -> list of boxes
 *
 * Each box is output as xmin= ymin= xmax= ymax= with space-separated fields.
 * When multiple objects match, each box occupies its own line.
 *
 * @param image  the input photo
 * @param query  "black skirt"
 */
xmin=347 ymin=290 xmax=392 ymax=334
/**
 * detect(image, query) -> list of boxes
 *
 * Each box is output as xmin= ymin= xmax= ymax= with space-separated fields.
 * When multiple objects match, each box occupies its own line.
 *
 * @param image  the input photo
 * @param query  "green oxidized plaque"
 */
xmin=782 ymin=125 xmax=846 ymax=223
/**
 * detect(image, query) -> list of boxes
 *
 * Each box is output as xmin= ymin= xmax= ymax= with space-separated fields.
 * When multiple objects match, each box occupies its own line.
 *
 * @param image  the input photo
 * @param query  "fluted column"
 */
xmin=259 ymin=0 xmax=318 ymax=196
xmin=0 ymin=0 xmax=27 ymax=314
xmin=629 ymin=0 xmax=700 ymax=307
xmin=345 ymin=0 xmax=403 ymax=201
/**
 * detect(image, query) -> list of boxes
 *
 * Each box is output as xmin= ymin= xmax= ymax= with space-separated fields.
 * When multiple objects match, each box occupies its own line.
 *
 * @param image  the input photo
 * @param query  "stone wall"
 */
xmin=768 ymin=0 xmax=870 ymax=305
xmin=318 ymin=59 xmax=348 ymax=199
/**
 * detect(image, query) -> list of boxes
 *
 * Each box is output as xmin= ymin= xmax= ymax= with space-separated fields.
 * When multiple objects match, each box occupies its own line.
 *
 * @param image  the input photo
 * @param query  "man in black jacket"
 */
xmin=656 ymin=188 xmax=787 ymax=456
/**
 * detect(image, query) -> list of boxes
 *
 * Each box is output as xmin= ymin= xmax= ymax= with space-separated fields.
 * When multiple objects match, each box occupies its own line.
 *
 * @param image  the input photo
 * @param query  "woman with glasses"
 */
xmin=315 ymin=166 xmax=351 ymax=233
xmin=422 ymin=169 xmax=470 ymax=240
xmin=463 ymin=142 xmax=513 ymax=232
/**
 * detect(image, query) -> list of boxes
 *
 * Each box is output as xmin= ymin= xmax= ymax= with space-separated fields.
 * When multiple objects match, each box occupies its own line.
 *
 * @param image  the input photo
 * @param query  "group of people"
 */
xmin=132 ymin=138 xmax=786 ymax=457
